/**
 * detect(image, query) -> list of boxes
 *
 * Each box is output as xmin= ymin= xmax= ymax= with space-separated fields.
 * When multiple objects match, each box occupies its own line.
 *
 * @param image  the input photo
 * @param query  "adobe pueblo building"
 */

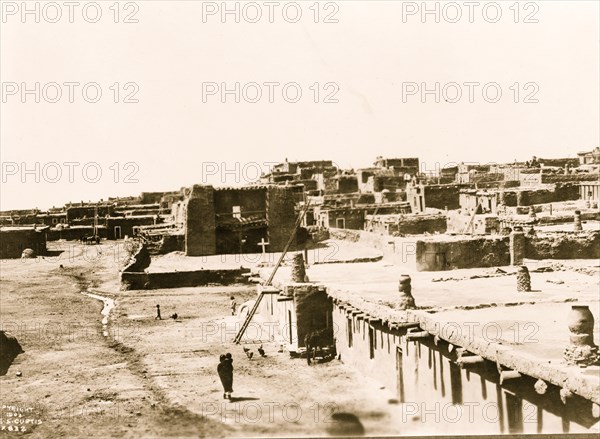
xmin=174 ymin=184 xmax=300 ymax=256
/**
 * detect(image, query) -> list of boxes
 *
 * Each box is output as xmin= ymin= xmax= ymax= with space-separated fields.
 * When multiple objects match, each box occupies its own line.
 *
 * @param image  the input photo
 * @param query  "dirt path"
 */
xmin=0 ymin=242 xmax=225 ymax=438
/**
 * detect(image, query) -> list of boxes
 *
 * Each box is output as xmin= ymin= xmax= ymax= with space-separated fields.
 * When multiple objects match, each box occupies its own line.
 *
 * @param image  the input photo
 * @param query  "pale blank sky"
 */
xmin=1 ymin=0 xmax=598 ymax=210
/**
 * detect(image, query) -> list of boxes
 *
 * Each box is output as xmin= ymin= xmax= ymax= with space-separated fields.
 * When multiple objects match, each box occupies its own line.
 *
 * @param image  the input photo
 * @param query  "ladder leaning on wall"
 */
xmin=233 ymin=201 xmax=312 ymax=344
xmin=463 ymin=201 xmax=482 ymax=235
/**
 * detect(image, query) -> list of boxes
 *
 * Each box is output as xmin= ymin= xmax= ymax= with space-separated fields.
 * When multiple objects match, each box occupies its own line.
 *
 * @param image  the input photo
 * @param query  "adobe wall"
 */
xmin=446 ymin=212 xmax=499 ymax=235
xmin=416 ymin=230 xmax=600 ymax=271
xmin=122 ymin=241 xmax=151 ymax=273
xmin=326 ymin=209 xmax=365 ymax=230
xmin=525 ymin=231 xmax=600 ymax=260
xmin=370 ymin=215 xmax=448 ymax=236
xmin=287 ymin=284 xmax=331 ymax=348
xmin=516 ymin=184 xmax=580 ymax=206
xmin=213 ymin=188 xmax=266 ymax=217
xmin=66 ymin=205 xmax=113 ymax=222
xmin=331 ymin=305 xmax=594 ymax=432
xmin=106 ymin=216 xmax=156 ymax=239
xmin=541 ymin=174 xmax=600 ymax=184
xmin=424 ymin=184 xmax=468 ymax=210
xmin=185 ymin=185 xmax=216 ymax=256
xmin=416 ymin=237 xmax=510 ymax=271
xmin=0 ymin=229 xmax=47 ymax=258
xmin=46 ymin=226 xmax=107 ymax=241
xmin=266 ymin=186 xmax=297 ymax=252
xmin=120 ymin=268 xmax=250 ymax=290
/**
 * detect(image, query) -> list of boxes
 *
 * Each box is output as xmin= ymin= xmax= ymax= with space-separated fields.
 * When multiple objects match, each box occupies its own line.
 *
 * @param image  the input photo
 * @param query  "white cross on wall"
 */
xmin=258 ymin=238 xmax=270 ymax=255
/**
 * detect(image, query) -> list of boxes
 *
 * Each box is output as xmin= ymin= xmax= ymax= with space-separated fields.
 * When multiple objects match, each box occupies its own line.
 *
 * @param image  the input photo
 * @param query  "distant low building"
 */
xmin=577 ymin=147 xmax=600 ymax=165
xmin=580 ymin=181 xmax=600 ymax=203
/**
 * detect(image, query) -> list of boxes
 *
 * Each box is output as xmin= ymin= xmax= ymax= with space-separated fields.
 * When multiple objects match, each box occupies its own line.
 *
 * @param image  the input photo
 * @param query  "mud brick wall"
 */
xmin=122 ymin=242 xmax=151 ymax=273
xmin=541 ymin=174 xmax=600 ymax=183
xmin=389 ymin=215 xmax=447 ymax=235
xmin=0 ymin=229 xmax=47 ymax=258
xmin=139 ymin=192 xmax=165 ymax=204
xmin=470 ymin=173 xmax=504 ymax=183
xmin=327 ymin=209 xmax=365 ymax=230
xmin=286 ymin=284 xmax=332 ymax=348
xmin=424 ymin=184 xmax=468 ymax=210
xmin=213 ymin=188 xmax=266 ymax=218
xmin=185 ymin=185 xmax=216 ymax=256
xmin=537 ymin=158 xmax=580 ymax=168
xmin=66 ymin=205 xmax=113 ymax=222
xmin=416 ymin=237 xmax=510 ymax=271
xmin=374 ymin=175 xmax=407 ymax=192
xmin=120 ymin=268 xmax=250 ymax=290
xmin=266 ymin=186 xmax=297 ymax=252
xmin=337 ymin=176 xmax=359 ymax=194
xmin=46 ymin=226 xmax=107 ymax=241
xmin=477 ymin=180 xmax=520 ymax=189
xmin=516 ymin=184 xmax=580 ymax=206
xmin=106 ymin=216 xmax=156 ymax=240
xmin=525 ymin=231 xmax=600 ymax=260
xmin=155 ymin=234 xmax=185 ymax=254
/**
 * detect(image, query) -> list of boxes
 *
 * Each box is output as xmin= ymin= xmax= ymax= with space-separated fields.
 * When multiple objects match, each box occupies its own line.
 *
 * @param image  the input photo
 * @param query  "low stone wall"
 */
xmin=389 ymin=215 xmax=447 ymax=236
xmin=416 ymin=230 xmax=600 ymax=271
xmin=416 ymin=237 xmax=510 ymax=271
xmin=153 ymin=233 xmax=185 ymax=254
xmin=0 ymin=228 xmax=47 ymax=258
xmin=122 ymin=241 xmax=151 ymax=273
xmin=525 ymin=231 xmax=600 ymax=260
xmin=367 ymin=214 xmax=447 ymax=236
xmin=46 ymin=226 xmax=107 ymax=241
xmin=120 ymin=268 xmax=250 ymax=290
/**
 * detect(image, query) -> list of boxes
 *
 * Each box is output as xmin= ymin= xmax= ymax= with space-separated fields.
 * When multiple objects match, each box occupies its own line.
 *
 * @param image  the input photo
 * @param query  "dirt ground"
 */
xmin=0 ymin=241 xmax=404 ymax=438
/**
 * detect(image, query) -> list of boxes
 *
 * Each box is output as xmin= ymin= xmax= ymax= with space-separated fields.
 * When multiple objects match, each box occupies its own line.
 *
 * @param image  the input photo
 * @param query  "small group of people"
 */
xmin=217 ymin=353 xmax=234 ymax=399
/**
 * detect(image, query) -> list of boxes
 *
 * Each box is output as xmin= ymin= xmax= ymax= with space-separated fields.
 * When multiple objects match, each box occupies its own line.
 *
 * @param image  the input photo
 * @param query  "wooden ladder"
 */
xmin=233 ymin=201 xmax=311 ymax=344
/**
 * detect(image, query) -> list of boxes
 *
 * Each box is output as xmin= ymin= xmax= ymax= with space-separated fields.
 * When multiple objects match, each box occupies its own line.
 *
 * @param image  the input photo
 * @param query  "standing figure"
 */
xmin=155 ymin=304 xmax=162 ymax=320
xmin=230 ymin=296 xmax=237 ymax=316
xmin=217 ymin=353 xmax=234 ymax=399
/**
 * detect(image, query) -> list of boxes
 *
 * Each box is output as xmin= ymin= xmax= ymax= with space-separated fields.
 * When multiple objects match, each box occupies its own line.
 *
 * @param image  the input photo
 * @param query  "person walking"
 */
xmin=155 ymin=304 xmax=162 ymax=320
xmin=217 ymin=353 xmax=234 ymax=399
xmin=230 ymin=296 xmax=237 ymax=316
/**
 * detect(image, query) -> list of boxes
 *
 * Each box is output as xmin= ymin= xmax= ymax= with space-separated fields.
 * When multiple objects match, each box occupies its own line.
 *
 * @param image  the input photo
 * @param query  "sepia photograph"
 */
xmin=1 ymin=1 xmax=599 ymax=438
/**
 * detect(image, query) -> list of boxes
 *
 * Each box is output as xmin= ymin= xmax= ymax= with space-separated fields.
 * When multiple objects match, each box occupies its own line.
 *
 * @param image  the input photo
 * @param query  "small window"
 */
xmin=52 ymin=218 xmax=58 ymax=224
